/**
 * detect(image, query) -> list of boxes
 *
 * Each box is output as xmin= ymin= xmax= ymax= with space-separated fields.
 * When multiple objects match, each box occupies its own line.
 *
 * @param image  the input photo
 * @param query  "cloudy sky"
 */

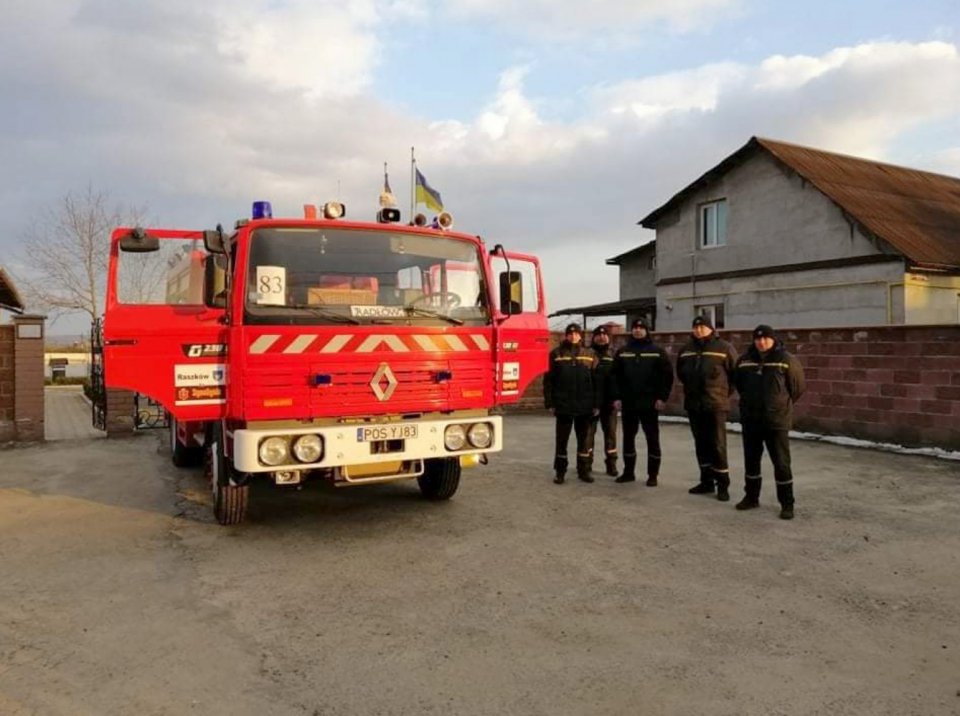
xmin=3 ymin=0 xmax=959 ymax=331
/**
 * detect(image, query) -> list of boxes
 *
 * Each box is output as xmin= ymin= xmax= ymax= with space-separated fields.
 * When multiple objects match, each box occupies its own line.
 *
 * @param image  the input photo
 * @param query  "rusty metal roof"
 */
xmin=0 ymin=266 xmax=25 ymax=313
xmin=640 ymin=136 xmax=960 ymax=270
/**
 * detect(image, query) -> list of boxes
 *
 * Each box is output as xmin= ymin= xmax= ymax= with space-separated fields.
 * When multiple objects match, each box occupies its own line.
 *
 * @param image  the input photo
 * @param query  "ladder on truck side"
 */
xmin=90 ymin=319 xmax=107 ymax=431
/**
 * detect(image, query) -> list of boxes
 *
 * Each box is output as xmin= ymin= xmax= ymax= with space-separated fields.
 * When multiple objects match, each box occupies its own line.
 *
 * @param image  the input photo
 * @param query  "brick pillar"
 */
xmin=0 ymin=324 xmax=14 ymax=442
xmin=105 ymin=387 xmax=136 ymax=436
xmin=13 ymin=314 xmax=45 ymax=442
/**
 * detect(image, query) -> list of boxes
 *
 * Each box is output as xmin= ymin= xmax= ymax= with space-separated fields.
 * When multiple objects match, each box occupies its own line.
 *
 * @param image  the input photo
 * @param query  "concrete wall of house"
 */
xmin=657 ymin=260 xmax=908 ymax=331
xmin=618 ymin=249 xmax=656 ymax=300
xmin=654 ymin=152 xmax=895 ymax=284
xmin=905 ymin=274 xmax=960 ymax=325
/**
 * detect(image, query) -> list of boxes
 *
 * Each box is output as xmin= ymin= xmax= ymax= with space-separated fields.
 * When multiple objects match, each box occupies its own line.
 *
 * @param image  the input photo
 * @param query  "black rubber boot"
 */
xmin=736 ymin=476 xmax=761 ymax=510
xmin=715 ymin=471 xmax=731 ymax=502
xmin=616 ymin=455 xmax=636 ymax=483
xmin=577 ymin=456 xmax=594 ymax=483
xmin=776 ymin=481 xmax=795 ymax=519
xmin=605 ymin=456 xmax=618 ymax=477
xmin=553 ymin=456 xmax=568 ymax=485
xmin=646 ymin=454 xmax=661 ymax=486
xmin=689 ymin=466 xmax=714 ymax=494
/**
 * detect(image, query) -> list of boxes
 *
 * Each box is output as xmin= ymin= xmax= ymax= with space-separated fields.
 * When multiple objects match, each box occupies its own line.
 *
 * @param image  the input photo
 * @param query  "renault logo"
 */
xmin=370 ymin=362 xmax=398 ymax=401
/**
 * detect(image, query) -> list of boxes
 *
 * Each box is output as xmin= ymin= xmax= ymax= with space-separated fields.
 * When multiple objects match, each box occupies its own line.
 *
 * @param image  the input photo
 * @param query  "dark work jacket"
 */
xmin=592 ymin=343 xmax=615 ymax=408
xmin=610 ymin=338 xmax=674 ymax=412
xmin=734 ymin=342 xmax=805 ymax=430
xmin=676 ymin=333 xmax=738 ymax=413
xmin=544 ymin=341 xmax=599 ymax=416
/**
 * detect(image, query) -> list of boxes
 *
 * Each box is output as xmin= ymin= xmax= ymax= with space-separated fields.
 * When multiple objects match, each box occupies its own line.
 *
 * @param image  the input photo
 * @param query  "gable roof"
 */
xmin=605 ymin=240 xmax=655 ymax=266
xmin=639 ymin=136 xmax=960 ymax=270
xmin=0 ymin=267 xmax=25 ymax=313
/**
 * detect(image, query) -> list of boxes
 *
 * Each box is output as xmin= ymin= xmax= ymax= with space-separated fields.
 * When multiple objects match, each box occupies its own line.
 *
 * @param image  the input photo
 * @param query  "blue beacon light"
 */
xmin=252 ymin=201 xmax=273 ymax=219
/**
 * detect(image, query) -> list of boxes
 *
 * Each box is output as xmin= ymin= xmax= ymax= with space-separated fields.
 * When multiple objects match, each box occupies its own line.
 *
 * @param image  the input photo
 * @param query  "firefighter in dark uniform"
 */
xmin=587 ymin=325 xmax=618 ymax=477
xmin=733 ymin=324 xmax=806 ymax=519
xmin=610 ymin=318 xmax=674 ymax=485
xmin=677 ymin=315 xmax=739 ymax=501
xmin=544 ymin=323 xmax=599 ymax=484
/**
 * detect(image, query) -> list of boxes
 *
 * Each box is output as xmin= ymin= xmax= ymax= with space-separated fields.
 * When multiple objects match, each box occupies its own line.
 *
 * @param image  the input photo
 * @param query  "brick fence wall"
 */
xmin=512 ymin=325 xmax=960 ymax=451
xmin=0 ymin=325 xmax=14 ymax=442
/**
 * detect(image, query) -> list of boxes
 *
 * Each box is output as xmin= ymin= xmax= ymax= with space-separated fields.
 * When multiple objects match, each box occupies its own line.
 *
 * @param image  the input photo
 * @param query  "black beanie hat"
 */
xmin=753 ymin=324 xmax=776 ymax=339
xmin=692 ymin=315 xmax=714 ymax=330
xmin=564 ymin=322 xmax=583 ymax=335
xmin=631 ymin=318 xmax=649 ymax=331
xmin=592 ymin=325 xmax=608 ymax=336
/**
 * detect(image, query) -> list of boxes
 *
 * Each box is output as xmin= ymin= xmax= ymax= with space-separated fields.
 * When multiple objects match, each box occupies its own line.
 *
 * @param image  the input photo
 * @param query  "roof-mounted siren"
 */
xmin=412 ymin=213 xmax=428 ymax=227
xmin=377 ymin=207 xmax=401 ymax=223
xmin=252 ymin=201 xmax=273 ymax=219
xmin=431 ymin=212 xmax=454 ymax=231
xmin=322 ymin=201 xmax=346 ymax=219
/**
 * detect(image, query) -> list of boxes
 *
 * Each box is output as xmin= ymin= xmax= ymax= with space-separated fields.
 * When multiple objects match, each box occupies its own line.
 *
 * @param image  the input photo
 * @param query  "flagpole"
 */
xmin=410 ymin=146 xmax=416 ymax=223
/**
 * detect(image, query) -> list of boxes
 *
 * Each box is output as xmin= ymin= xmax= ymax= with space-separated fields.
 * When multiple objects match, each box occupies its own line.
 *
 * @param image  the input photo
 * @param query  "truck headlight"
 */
xmin=259 ymin=436 xmax=289 ymax=466
xmin=467 ymin=422 xmax=492 ymax=448
xmin=444 ymin=424 xmax=466 ymax=451
xmin=292 ymin=434 xmax=322 ymax=463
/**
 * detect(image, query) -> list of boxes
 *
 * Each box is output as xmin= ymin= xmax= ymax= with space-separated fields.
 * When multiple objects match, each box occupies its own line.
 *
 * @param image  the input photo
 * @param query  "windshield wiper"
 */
xmin=284 ymin=304 xmax=361 ymax=325
xmin=404 ymin=306 xmax=464 ymax=325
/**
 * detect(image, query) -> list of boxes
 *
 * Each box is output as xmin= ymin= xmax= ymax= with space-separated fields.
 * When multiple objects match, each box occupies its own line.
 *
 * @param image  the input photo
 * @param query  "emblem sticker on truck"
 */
xmin=501 ymin=362 xmax=520 ymax=396
xmin=174 ymin=364 xmax=227 ymax=405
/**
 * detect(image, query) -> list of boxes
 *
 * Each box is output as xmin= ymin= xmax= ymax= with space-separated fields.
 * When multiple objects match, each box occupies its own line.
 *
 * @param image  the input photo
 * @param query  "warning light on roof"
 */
xmin=252 ymin=201 xmax=273 ymax=219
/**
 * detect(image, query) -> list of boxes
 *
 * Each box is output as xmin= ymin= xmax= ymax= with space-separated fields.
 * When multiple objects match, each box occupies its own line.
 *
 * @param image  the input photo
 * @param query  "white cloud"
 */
xmin=1 ymin=2 xmax=958 ymax=328
xmin=444 ymin=0 xmax=741 ymax=36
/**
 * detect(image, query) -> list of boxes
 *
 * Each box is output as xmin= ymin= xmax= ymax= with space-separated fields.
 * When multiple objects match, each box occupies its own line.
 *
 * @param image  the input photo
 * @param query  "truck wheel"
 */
xmin=417 ymin=457 xmax=461 ymax=501
xmin=170 ymin=415 xmax=203 ymax=468
xmin=209 ymin=428 xmax=249 ymax=526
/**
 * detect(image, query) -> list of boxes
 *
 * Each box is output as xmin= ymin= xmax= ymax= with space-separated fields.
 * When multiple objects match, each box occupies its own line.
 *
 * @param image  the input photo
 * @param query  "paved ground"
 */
xmin=1 ymin=415 xmax=959 ymax=715
xmin=44 ymin=386 xmax=104 ymax=441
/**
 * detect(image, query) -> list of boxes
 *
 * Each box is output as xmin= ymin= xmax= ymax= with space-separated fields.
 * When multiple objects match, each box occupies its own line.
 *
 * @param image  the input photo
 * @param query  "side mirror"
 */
xmin=118 ymin=227 xmax=159 ymax=253
xmin=203 ymin=254 xmax=227 ymax=308
xmin=203 ymin=229 xmax=225 ymax=254
xmin=499 ymin=271 xmax=523 ymax=315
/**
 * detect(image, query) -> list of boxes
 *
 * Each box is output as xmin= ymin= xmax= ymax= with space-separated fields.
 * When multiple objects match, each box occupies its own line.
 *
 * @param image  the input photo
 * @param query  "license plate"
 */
xmin=356 ymin=424 xmax=419 ymax=442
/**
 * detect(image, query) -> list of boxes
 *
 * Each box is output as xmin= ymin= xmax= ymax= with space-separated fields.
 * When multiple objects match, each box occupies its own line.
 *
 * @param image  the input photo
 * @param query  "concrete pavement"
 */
xmin=44 ymin=386 xmax=104 ymax=441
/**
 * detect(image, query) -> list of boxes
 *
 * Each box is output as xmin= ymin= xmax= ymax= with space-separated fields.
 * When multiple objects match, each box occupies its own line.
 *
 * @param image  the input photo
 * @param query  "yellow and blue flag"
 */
xmin=415 ymin=168 xmax=444 ymax=212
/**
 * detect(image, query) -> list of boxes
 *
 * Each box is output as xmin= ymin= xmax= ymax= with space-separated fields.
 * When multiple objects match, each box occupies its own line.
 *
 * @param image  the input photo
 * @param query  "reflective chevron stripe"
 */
xmin=248 ymin=333 xmax=494 ymax=354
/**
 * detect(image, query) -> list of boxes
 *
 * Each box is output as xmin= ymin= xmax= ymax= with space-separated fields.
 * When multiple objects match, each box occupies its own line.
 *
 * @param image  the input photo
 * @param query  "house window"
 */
xmin=648 ymin=254 xmax=656 ymax=270
xmin=699 ymin=199 xmax=727 ymax=248
xmin=695 ymin=303 xmax=725 ymax=329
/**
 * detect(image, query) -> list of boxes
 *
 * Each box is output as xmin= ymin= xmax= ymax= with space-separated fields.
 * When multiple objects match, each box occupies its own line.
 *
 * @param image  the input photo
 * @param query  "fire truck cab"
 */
xmin=101 ymin=202 xmax=548 ymax=524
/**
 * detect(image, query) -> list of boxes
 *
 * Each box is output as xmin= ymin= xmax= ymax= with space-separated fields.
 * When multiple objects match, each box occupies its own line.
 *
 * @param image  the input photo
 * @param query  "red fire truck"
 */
xmin=101 ymin=201 xmax=548 ymax=524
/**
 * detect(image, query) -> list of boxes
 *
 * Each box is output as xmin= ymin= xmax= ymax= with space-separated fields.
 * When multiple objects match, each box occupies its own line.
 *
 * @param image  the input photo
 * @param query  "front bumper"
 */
xmin=232 ymin=416 xmax=503 ymax=473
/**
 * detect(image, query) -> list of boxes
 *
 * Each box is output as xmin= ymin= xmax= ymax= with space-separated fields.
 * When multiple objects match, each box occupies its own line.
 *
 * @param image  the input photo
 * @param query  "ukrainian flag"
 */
xmin=415 ymin=168 xmax=444 ymax=212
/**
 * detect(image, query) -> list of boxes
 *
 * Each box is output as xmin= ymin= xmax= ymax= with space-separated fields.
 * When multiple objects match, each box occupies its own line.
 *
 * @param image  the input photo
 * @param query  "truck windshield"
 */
xmin=244 ymin=228 xmax=490 ymax=326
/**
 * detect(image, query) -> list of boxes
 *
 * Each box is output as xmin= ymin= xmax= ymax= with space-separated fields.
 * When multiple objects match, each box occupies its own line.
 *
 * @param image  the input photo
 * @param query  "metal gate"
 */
xmin=134 ymin=392 xmax=167 ymax=430
xmin=90 ymin=319 xmax=107 ymax=431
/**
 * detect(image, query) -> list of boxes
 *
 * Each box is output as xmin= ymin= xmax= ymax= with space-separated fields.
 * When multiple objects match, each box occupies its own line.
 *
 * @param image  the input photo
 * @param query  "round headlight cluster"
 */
xmin=259 ymin=436 xmax=289 ymax=466
xmin=467 ymin=422 xmax=493 ymax=449
xmin=444 ymin=422 xmax=494 ymax=451
xmin=292 ymin=434 xmax=322 ymax=463
xmin=444 ymin=424 xmax=466 ymax=451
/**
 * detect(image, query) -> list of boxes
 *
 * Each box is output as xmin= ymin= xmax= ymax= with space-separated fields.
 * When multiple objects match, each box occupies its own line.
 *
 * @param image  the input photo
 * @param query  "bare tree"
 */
xmin=17 ymin=186 xmax=146 ymax=322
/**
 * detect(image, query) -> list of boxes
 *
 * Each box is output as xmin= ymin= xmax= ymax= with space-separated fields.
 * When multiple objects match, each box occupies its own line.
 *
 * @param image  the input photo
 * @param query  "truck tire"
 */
xmin=417 ymin=457 xmax=461 ymax=501
xmin=169 ymin=415 xmax=203 ymax=468
xmin=209 ymin=427 xmax=248 ymax=526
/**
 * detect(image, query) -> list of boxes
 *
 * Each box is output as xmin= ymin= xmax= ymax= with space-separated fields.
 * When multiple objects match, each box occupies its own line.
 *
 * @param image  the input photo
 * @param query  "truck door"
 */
xmin=103 ymin=227 xmax=227 ymax=421
xmin=489 ymin=251 xmax=550 ymax=404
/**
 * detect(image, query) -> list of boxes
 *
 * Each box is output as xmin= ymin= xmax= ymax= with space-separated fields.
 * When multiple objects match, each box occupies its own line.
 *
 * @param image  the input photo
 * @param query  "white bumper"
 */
xmin=232 ymin=416 xmax=503 ymax=473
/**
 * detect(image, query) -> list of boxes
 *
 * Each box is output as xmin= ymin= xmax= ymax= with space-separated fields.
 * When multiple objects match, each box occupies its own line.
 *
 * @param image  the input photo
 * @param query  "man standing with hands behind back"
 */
xmin=676 ymin=315 xmax=739 ymax=501
xmin=544 ymin=323 xmax=599 ymax=484
xmin=610 ymin=318 xmax=674 ymax=485
xmin=734 ymin=325 xmax=805 ymax=519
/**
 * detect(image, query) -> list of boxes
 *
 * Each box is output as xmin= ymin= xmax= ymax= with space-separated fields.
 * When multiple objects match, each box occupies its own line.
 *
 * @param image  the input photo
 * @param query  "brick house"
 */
xmin=1 ymin=267 xmax=45 ymax=443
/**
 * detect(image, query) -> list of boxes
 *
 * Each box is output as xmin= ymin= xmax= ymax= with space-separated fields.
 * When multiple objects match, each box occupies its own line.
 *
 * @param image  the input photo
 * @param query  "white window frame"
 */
xmin=694 ymin=303 xmax=725 ymax=329
xmin=699 ymin=199 xmax=727 ymax=249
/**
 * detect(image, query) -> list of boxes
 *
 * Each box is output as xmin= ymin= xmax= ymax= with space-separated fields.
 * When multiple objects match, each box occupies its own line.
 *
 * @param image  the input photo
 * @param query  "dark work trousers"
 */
xmin=742 ymin=423 xmax=794 ymax=507
xmin=587 ymin=407 xmax=618 ymax=469
xmin=554 ymin=414 xmax=593 ymax=475
xmin=621 ymin=409 xmax=662 ymax=478
xmin=688 ymin=410 xmax=729 ymax=488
